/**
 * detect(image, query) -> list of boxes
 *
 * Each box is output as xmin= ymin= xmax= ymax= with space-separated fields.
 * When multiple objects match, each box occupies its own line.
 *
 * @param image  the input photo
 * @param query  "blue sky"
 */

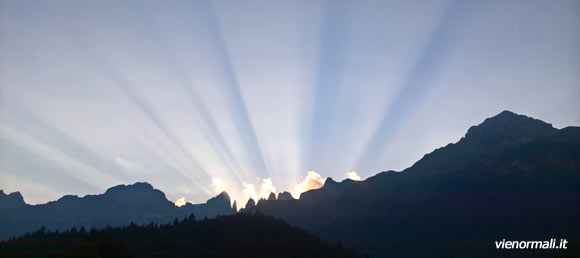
xmin=1 ymin=0 xmax=579 ymax=205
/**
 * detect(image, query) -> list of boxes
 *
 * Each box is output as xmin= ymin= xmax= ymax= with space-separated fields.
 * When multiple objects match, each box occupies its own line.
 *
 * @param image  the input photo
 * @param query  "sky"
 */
xmin=1 ymin=0 xmax=579 ymax=206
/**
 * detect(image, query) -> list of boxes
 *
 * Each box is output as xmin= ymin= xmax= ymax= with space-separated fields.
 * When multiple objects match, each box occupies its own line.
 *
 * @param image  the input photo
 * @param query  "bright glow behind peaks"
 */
xmin=259 ymin=178 xmax=277 ymax=199
xmin=212 ymin=178 xmax=225 ymax=191
xmin=188 ymin=171 xmax=361 ymax=206
xmin=234 ymin=171 xmax=360 ymax=203
xmin=292 ymin=171 xmax=327 ymax=199
xmin=242 ymin=182 xmax=258 ymax=201
xmin=175 ymin=197 xmax=186 ymax=207
xmin=242 ymin=178 xmax=277 ymax=201
xmin=347 ymin=171 xmax=361 ymax=181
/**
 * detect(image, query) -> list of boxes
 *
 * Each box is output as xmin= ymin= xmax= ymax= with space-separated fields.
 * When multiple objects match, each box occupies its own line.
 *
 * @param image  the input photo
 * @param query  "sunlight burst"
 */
xmin=346 ymin=171 xmax=361 ymax=181
xmin=292 ymin=171 xmax=326 ymax=199
xmin=212 ymin=177 xmax=225 ymax=191
xmin=174 ymin=197 xmax=187 ymax=207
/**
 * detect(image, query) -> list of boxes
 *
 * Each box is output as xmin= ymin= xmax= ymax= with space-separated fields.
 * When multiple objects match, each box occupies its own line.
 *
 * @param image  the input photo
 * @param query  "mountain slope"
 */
xmin=247 ymin=111 xmax=580 ymax=257
xmin=0 ymin=183 xmax=236 ymax=240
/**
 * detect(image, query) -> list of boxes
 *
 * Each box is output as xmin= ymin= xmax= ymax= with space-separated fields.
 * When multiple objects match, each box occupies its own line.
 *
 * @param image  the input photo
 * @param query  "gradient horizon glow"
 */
xmin=1 ymin=0 xmax=579 ymax=206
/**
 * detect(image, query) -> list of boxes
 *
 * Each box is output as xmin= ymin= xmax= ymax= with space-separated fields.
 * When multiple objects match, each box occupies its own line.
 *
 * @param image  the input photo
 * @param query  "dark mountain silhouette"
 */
xmin=0 ymin=191 xmax=26 ymax=213
xmin=277 ymin=191 xmax=294 ymax=201
xmin=0 ymin=212 xmax=358 ymax=258
xmin=244 ymin=198 xmax=256 ymax=209
xmin=1 ymin=110 xmax=577 ymax=257
xmin=180 ymin=191 xmax=236 ymax=219
xmin=245 ymin=111 xmax=580 ymax=257
xmin=0 ymin=183 xmax=235 ymax=240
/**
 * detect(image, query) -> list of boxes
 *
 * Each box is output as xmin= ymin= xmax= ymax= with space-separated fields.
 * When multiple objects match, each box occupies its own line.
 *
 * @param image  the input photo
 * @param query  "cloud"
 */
xmin=212 ymin=177 xmax=225 ymax=191
xmin=259 ymin=178 xmax=276 ymax=199
xmin=242 ymin=182 xmax=258 ymax=201
xmin=113 ymin=156 xmax=143 ymax=171
xmin=174 ymin=197 xmax=186 ymax=207
xmin=346 ymin=171 xmax=361 ymax=181
xmin=242 ymin=178 xmax=277 ymax=201
xmin=292 ymin=171 xmax=326 ymax=199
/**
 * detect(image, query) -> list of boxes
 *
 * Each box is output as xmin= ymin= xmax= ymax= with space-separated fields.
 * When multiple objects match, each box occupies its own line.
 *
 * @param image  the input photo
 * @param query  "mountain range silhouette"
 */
xmin=243 ymin=110 xmax=580 ymax=257
xmin=1 ymin=110 xmax=578 ymax=257
xmin=0 ymin=182 xmax=235 ymax=240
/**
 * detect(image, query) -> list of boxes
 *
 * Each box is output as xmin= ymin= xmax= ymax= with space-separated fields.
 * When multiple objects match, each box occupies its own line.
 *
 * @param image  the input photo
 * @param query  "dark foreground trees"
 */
xmin=0 ymin=212 xmax=357 ymax=258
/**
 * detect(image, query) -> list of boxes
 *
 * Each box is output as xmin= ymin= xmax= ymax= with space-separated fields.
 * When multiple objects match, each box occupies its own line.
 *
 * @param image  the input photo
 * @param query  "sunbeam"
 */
xmin=198 ymin=0 xmax=269 ymax=179
xmin=133 ymin=2 xmax=249 ymax=183
xmin=354 ymin=0 xmax=462 ymax=172
xmin=304 ymin=0 xmax=351 ymax=173
xmin=1 ymin=0 xmax=578 ymax=207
